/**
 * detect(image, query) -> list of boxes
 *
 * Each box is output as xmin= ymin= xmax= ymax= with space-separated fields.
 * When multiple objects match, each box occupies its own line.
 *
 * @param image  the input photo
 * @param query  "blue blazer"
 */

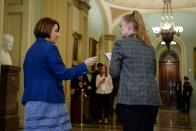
xmin=22 ymin=38 xmax=88 ymax=105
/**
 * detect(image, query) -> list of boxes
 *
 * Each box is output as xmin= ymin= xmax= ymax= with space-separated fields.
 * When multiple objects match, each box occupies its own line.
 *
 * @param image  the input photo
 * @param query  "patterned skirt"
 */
xmin=24 ymin=101 xmax=72 ymax=131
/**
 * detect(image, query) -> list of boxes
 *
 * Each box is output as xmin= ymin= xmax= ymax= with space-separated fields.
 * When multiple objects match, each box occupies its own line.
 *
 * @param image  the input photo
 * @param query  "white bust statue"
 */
xmin=1 ymin=34 xmax=14 ymax=65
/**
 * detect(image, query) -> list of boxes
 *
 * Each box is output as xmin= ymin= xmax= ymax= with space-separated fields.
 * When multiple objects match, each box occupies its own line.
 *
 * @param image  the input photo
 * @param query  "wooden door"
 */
xmin=159 ymin=63 xmax=179 ymax=108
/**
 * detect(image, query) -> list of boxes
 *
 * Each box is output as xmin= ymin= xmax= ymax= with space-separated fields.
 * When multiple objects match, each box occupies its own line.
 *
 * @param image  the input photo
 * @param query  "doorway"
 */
xmin=159 ymin=50 xmax=180 ymax=108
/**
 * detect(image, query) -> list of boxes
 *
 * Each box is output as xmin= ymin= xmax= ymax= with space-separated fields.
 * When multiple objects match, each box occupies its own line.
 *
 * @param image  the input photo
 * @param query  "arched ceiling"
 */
xmin=104 ymin=0 xmax=196 ymax=9
xmin=98 ymin=0 xmax=196 ymax=33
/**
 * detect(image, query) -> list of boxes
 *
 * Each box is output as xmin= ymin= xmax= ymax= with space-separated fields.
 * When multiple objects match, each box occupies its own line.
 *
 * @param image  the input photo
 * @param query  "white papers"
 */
xmin=104 ymin=52 xmax=112 ymax=61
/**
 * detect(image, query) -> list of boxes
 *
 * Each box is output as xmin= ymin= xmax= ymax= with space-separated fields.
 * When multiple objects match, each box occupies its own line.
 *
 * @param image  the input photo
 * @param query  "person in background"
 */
xmin=22 ymin=17 xmax=97 ymax=131
xmin=109 ymin=10 xmax=162 ymax=131
xmin=90 ymin=63 xmax=104 ymax=95
xmin=71 ymin=74 xmax=90 ymax=97
xmin=89 ymin=63 xmax=103 ymax=121
xmin=96 ymin=65 xmax=113 ymax=124
xmin=70 ymin=73 xmax=90 ymax=123
xmin=182 ymin=76 xmax=193 ymax=113
xmin=174 ymin=78 xmax=182 ymax=110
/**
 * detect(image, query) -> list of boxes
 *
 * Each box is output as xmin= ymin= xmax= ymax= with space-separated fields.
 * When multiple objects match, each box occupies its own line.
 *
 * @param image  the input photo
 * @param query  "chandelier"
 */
xmin=152 ymin=0 xmax=183 ymax=50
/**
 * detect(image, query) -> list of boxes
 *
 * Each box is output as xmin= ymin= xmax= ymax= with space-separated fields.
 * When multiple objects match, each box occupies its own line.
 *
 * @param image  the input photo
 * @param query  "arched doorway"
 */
xmin=159 ymin=50 xmax=180 ymax=108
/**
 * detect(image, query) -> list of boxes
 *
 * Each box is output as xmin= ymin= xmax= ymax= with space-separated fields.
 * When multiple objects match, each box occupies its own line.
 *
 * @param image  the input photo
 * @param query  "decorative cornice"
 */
xmin=73 ymin=0 xmax=90 ymax=13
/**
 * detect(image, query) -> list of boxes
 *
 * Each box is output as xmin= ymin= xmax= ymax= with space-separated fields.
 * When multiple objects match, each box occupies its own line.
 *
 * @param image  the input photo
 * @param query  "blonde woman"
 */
xmin=109 ymin=10 xmax=162 ymax=131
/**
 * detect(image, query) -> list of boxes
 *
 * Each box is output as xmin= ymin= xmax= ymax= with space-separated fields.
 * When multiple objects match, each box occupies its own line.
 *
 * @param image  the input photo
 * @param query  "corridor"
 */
xmin=72 ymin=109 xmax=196 ymax=131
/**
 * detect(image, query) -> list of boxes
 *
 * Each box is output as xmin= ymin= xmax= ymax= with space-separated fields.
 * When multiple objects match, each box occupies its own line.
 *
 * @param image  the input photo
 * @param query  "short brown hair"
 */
xmin=34 ymin=17 xmax=60 ymax=38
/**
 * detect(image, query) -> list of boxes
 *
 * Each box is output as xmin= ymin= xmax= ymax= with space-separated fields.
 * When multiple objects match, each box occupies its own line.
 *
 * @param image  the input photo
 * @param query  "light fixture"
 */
xmin=152 ymin=0 xmax=183 ymax=50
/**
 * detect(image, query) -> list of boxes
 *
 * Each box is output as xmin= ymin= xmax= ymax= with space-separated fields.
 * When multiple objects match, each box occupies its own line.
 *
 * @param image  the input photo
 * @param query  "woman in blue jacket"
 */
xmin=22 ymin=17 xmax=97 ymax=131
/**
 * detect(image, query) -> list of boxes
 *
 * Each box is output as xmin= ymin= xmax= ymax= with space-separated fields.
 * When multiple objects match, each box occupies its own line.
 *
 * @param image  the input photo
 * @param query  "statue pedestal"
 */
xmin=0 ymin=65 xmax=21 ymax=131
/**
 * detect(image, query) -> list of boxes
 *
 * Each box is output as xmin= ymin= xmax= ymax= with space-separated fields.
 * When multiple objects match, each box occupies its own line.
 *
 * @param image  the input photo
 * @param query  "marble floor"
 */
xmin=72 ymin=109 xmax=196 ymax=131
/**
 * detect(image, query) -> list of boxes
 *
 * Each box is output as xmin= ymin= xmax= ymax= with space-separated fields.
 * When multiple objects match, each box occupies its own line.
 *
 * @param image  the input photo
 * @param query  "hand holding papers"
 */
xmin=84 ymin=56 xmax=98 ymax=66
xmin=104 ymin=53 xmax=112 ymax=61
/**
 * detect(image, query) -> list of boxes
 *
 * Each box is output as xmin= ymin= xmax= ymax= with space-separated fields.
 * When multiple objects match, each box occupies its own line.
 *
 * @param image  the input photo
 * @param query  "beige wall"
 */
xmin=0 ymin=0 xmax=4 ymax=70
xmin=72 ymin=6 xmax=80 ymax=33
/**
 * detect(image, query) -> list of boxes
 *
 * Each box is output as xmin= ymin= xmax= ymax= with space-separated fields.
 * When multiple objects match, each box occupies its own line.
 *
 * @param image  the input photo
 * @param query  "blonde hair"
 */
xmin=122 ymin=10 xmax=150 ymax=45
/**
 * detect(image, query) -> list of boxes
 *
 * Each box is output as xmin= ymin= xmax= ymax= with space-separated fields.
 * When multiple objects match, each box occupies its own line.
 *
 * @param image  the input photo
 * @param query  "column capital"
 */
xmin=104 ymin=34 xmax=116 ymax=40
xmin=73 ymin=0 xmax=90 ymax=13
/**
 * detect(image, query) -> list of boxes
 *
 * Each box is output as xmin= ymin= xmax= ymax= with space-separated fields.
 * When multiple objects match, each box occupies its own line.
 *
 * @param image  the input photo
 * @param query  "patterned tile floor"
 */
xmin=72 ymin=109 xmax=196 ymax=131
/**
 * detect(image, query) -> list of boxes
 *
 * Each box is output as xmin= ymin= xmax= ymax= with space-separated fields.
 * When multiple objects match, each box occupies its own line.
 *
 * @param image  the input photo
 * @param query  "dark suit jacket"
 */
xmin=183 ymin=82 xmax=193 ymax=96
xmin=109 ymin=35 xmax=162 ymax=106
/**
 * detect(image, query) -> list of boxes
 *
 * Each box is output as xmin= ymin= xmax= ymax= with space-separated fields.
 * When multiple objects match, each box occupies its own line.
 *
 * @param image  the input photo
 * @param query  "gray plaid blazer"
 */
xmin=109 ymin=35 xmax=162 ymax=106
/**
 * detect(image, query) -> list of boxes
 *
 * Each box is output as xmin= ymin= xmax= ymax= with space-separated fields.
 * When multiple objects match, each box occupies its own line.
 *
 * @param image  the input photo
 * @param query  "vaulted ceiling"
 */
xmin=104 ymin=0 xmax=196 ymax=9
xmin=97 ymin=0 xmax=196 ymax=33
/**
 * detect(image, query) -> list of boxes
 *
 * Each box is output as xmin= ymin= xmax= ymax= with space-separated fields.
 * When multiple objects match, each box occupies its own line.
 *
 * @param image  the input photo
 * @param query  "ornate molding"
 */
xmin=73 ymin=0 xmax=90 ymax=13
xmin=104 ymin=0 xmax=196 ymax=9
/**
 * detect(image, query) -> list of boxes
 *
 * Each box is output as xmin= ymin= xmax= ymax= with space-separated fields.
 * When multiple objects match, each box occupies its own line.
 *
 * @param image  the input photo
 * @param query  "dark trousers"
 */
xmin=176 ymin=93 xmax=182 ymax=110
xmin=96 ymin=94 xmax=111 ymax=120
xmin=118 ymin=104 xmax=158 ymax=131
xmin=89 ymin=94 xmax=99 ymax=120
xmin=182 ymin=96 xmax=191 ymax=113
